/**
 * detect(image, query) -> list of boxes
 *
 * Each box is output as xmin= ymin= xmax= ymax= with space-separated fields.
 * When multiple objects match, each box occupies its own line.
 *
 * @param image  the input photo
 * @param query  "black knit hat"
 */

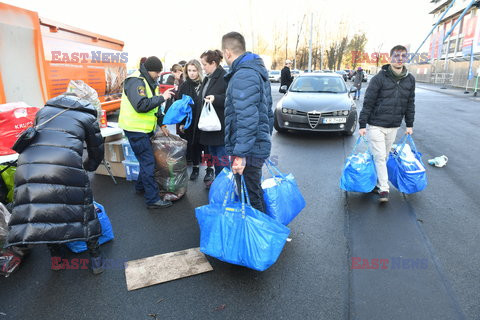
xmin=144 ymin=56 xmax=163 ymax=72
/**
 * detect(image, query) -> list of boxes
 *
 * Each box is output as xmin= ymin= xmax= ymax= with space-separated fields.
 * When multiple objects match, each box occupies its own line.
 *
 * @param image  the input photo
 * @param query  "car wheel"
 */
xmin=274 ymin=113 xmax=287 ymax=133
xmin=343 ymin=115 xmax=357 ymax=136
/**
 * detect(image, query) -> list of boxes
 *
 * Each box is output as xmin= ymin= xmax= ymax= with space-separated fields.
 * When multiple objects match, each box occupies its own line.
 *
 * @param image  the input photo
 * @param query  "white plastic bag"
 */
xmin=0 ymin=203 xmax=11 ymax=247
xmin=66 ymin=80 xmax=102 ymax=123
xmin=198 ymin=101 xmax=221 ymax=132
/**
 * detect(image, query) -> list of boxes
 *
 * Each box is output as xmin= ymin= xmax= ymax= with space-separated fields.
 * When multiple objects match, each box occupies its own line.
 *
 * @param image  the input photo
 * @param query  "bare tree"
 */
xmin=293 ymin=14 xmax=307 ymax=70
xmin=272 ymin=24 xmax=283 ymax=69
xmin=336 ymin=36 xmax=349 ymax=71
xmin=326 ymin=42 xmax=338 ymax=70
xmin=345 ymin=33 xmax=368 ymax=69
xmin=374 ymin=43 xmax=383 ymax=73
xmin=255 ymin=35 xmax=269 ymax=55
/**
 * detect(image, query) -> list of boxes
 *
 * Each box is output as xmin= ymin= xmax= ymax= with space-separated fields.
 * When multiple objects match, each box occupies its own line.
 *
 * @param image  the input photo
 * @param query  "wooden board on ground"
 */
xmin=124 ymin=247 xmax=213 ymax=291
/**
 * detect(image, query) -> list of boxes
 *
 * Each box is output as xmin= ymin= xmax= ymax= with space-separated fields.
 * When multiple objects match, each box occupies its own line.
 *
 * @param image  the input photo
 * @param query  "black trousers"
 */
xmin=235 ymin=165 xmax=265 ymax=213
xmin=187 ymin=141 xmax=203 ymax=166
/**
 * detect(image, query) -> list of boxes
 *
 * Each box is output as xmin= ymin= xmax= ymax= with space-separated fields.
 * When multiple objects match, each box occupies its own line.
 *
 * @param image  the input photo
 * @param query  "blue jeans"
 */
xmin=355 ymin=88 xmax=361 ymax=99
xmin=206 ymin=145 xmax=228 ymax=176
xmin=124 ymin=130 xmax=160 ymax=205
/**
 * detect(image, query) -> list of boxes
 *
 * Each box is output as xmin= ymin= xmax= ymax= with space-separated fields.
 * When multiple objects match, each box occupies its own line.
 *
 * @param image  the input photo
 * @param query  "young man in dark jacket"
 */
xmin=222 ymin=31 xmax=274 ymax=213
xmin=358 ymin=45 xmax=416 ymax=203
xmin=6 ymin=94 xmax=105 ymax=274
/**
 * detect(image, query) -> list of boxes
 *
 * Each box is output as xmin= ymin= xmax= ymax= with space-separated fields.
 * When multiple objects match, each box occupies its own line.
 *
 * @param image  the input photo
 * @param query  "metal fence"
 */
xmin=408 ymin=59 xmax=480 ymax=89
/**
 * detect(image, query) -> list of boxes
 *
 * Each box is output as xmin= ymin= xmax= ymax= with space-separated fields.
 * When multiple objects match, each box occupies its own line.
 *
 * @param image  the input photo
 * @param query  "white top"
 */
xmin=0 ymin=122 xmax=122 ymax=164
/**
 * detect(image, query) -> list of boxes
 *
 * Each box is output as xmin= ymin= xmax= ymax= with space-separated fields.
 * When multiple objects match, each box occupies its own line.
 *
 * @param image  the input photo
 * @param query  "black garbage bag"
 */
xmin=152 ymin=130 xmax=188 ymax=201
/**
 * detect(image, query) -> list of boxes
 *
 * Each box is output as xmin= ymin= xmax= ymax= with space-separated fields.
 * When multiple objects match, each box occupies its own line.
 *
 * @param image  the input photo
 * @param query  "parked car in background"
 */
xmin=157 ymin=72 xmax=174 ymax=93
xmin=362 ymin=73 xmax=368 ymax=82
xmin=291 ymin=69 xmax=301 ymax=77
xmin=322 ymin=70 xmax=333 ymax=73
xmin=335 ymin=70 xmax=348 ymax=81
xmin=347 ymin=70 xmax=355 ymax=80
xmin=274 ymin=73 xmax=357 ymax=135
xmin=268 ymin=70 xmax=281 ymax=82
xmin=344 ymin=69 xmax=352 ymax=80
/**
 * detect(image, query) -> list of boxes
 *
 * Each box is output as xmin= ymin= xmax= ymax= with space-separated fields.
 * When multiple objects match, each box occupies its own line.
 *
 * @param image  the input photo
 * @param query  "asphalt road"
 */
xmin=1 ymin=81 xmax=479 ymax=320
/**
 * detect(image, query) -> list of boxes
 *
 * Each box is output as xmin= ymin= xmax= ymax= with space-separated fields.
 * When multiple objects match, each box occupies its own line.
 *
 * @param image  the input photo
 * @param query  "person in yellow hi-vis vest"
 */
xmin=118 ymin=56 xmax=174 ymax=209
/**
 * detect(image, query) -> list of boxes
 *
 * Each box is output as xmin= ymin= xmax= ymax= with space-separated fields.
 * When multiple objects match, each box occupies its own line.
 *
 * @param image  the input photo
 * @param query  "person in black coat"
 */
xmin=175 ymin=59 xmax=204 ymax=180
xmin=199 ymin=50 xmax=228 ymax=187
xmin=359 ymin=45 xmax=416 ymax=203
xmin=6 ymin=94 xmax=106 ymax=274
xmin=280 ymin=59 xmax=294 ymax=91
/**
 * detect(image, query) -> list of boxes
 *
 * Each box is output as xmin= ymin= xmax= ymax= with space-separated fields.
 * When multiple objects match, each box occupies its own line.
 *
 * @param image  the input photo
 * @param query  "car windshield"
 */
xmin=289 ymin=76 xmax=347 ymax=93
xmin=270 ymin=71 xmax=280 ymax=75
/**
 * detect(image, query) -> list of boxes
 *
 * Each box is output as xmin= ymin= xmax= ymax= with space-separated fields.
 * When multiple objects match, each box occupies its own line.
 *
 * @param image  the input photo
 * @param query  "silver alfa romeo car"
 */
xmin=274 ymin=73 xmax=358 ymax=135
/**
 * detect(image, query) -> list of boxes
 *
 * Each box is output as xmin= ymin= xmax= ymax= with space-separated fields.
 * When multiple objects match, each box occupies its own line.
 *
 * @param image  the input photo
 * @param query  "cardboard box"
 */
xmin=95 ymin=161 xmax=126 ymax=178
xmin=105 ymin=139 xmax=125 ymax=163
xmin=104 ymin=132 xmax=123 ymax=143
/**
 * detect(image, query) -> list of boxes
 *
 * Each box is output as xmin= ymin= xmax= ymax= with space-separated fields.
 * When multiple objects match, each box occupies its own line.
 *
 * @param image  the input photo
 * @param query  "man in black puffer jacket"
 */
xmin=222 ymin=31 xmax=273 ymax=213
xmin=359 ymin=45 xmax=416 ymax=203
xmin=6 ymin=94 xmax=105 ymax=274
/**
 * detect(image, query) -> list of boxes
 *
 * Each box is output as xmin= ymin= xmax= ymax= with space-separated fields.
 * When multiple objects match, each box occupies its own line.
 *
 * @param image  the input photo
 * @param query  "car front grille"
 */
xmin=307 ymin=112 xmax=321 ymax=128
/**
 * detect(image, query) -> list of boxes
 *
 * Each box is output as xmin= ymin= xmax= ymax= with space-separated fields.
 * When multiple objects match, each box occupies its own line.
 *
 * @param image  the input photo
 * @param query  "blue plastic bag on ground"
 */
xmin=387 ymin=135 xmax=427 ymax=194
xmin=196 ymin=176 xmax=290 ymax=271
xmin=67 ymin=202 xmax=114 ymax=253
xmin=340 ymin=136 xmax=377 ymax=192
xmin=262 ymin=160 xmax=305 ymax=225
xmin=208 ymin=167 xmax=239 ymax=204
xmin=162 ymin=95 xmax=193 ymax=129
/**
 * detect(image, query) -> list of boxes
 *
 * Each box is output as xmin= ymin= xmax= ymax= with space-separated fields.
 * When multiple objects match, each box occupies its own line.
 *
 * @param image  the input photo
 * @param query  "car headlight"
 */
xmin=333 ymin=110 xmax=349 ymax=116
xmin=282 ymin=107 xmax=297 ymax=114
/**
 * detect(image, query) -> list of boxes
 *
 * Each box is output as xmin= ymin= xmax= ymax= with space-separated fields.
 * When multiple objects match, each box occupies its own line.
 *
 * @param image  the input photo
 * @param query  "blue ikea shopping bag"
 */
xmin=340 ymin=136 xmax=377 ymax=193
xmin=196 ymin=176 xmax=290 ymax=271
xmin=67 ymin=202 xmax=114 ymax=253
xmin=262 ymin=160 xmax=305 ymax=225
xmin=162 ymin=95 xmax=193 ymax=129
xmin=208 ymin=167 xmax=239 ymax=204
xmin=387 ymin=134 xmax=427 ymax=194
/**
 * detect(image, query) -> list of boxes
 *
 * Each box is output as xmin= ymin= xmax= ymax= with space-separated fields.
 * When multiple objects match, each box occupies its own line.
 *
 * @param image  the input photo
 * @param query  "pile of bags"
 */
xmin=197 ymin=161 xmax=305 ymax=271
xmin=0 ymin=203 xmax=25 ymax=277
xmin=152 ymin=130 xmax=188 ymax=201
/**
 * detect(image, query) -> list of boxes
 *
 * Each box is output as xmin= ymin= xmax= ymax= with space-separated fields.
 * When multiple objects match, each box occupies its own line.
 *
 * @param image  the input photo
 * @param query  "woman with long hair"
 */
xmin=198 ymin=50 xmax=227 ymax=187
xmin=176 ymin=59 xmax=204 ymax=180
